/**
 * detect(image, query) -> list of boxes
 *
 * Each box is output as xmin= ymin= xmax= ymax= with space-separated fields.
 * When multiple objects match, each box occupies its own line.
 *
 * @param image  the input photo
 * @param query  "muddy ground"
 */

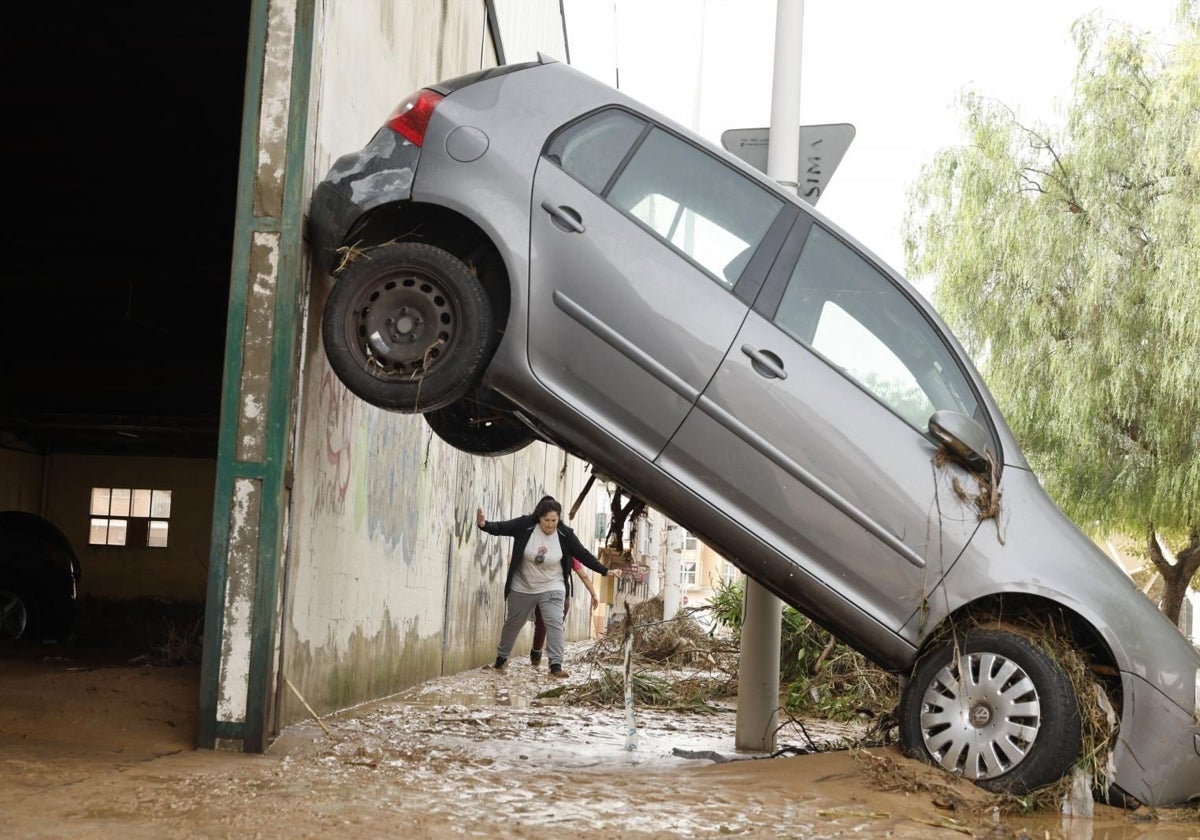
xmin=2 ymin=639 xmax=1198 ymax=838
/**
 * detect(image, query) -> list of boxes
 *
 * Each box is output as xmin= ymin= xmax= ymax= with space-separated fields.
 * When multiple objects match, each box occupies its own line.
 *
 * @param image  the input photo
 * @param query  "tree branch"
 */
xmin=1177 ymin=525 xmax=1200 ymax=565
xmin=1148 ymin=523 xmax=1171 ymax=575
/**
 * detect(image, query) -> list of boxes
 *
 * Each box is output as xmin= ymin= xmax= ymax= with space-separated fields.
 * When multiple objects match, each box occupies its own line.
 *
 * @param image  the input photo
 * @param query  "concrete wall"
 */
xmin=0 ymin=449 xmax=44 ymax=513
xmin=282 ymin=0 xmax=600 ymax=720
xmin=42 ymin=454 xmax=215 ymax=601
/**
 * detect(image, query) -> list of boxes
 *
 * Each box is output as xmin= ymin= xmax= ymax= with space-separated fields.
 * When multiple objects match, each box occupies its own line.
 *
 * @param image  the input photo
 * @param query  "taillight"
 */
xmin=386 ymin=89 xmax=445 ymax=146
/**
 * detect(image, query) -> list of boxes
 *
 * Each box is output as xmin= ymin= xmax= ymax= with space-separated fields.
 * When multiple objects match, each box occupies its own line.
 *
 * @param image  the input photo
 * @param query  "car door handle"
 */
xmin=742 ymin=345 xmax=788 ymax=380
xmin=541 ymin=201 xmax=586 ymax=233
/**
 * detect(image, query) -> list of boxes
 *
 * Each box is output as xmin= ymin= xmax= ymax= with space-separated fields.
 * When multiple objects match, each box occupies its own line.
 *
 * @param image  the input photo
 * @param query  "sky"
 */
xmin=561 ymin=0 xmax=1183 ymax=290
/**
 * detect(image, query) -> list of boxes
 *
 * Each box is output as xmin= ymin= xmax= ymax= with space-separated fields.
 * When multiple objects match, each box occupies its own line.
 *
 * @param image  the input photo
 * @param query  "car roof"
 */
xmin=0 ymin=511 xmax=78 ymax=557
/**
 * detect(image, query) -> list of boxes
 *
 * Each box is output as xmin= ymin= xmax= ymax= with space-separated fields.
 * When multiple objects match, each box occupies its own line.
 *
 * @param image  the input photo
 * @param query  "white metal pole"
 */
xmin=735 ymin=0 xmax=802 ymax=754
xmin=766 ymin=0 xmax=803 ymax=193
xmin=662 ymin=523 xmax=683 ymax=620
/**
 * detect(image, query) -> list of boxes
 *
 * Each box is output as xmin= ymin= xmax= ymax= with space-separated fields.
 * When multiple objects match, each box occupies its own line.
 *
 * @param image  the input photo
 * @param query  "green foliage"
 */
xmin=858 ymin=371 xmax=933 ymax=429
xmin=708 ymin=578 xmax=898 ymax=721
xmin=903 ymin=2 xmax=1200 ymax=541
xmin=707 ymin=575 xmax=746 ymax=636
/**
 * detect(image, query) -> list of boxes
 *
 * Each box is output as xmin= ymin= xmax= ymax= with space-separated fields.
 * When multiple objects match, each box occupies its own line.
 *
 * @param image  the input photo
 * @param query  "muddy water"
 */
xmin=3 ymin=642 xmax=1199 ymax=837
xmin=255 ymin=648 xmax=1200 ymax=838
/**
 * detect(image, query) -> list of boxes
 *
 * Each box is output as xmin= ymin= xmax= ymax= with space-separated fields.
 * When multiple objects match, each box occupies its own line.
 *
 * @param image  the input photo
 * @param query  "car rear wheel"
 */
xmin=424 ymin=387 xmax=535 ymax=456
xmin=322 ymin=242 xmax=493 ymax=413
xmin=899 ymin=627 xmax=1081 ymax=795
xmin=0 ymin=582 xmax=35 ymax=640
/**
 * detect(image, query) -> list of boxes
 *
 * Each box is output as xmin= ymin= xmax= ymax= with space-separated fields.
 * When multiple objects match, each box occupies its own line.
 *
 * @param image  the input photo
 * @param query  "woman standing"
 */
xmin=476 ymin=496 xmax=612 ymax=677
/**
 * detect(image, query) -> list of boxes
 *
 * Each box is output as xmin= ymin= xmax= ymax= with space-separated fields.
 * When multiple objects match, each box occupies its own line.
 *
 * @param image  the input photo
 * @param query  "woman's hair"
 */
xmin=533 ymin=495 xmax=562 ymax=520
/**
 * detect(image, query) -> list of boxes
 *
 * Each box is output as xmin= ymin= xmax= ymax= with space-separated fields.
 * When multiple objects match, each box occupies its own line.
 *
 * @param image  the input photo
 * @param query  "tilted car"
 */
xmin=308 ymin=55 xmax=1200 ymax=806
xmin=0 ymin=511 xmax=81 ymax=641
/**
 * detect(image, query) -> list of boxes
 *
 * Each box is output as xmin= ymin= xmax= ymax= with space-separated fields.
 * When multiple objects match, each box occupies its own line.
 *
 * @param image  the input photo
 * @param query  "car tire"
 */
xmin=899 ymin=627 xmax=1081 ymax=795
xmin=0 ymin=580 xmax=37 ymax=641
xmin=424 ymin=387 xmax=535 ymax=456
xmin=322 ymin=242 xmax=493 ymax=413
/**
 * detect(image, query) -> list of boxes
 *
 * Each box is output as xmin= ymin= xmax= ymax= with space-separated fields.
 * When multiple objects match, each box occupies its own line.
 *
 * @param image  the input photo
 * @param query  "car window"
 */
xmin=545 ymin=110 xmax=646 ymax=194
xmin=546 ymin=112 xmax=784 ymax=289
xmin=774 ymin=225 xmax=983 ymax=431
xmin=606 ymin=128 xmax=783 ymax=288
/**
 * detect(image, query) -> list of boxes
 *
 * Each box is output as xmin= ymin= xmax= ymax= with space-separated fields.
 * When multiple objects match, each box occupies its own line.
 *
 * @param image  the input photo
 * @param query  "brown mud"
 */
xmin=2 ymin=641 xmax=1196 ymax=838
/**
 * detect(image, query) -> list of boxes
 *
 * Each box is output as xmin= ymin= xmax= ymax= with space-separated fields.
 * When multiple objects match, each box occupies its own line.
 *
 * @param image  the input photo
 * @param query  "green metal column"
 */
xmin=197 ymin=0 xmax=316 ymax=752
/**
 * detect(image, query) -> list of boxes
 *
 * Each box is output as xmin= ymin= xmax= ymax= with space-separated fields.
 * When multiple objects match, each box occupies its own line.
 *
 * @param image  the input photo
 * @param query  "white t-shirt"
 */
xmin=512 ymin=527 xmax=565 ymax=595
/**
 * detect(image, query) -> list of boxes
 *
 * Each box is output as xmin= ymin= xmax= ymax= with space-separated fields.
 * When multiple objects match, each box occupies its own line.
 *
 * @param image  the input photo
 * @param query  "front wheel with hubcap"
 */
xmin=322 ymin=242 xmax=493 ymax=413
xmin=899 ymin=627 xmax=1081 ymax=795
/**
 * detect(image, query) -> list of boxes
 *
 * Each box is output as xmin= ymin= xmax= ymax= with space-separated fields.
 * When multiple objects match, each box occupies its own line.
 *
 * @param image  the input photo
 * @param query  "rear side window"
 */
xmin=545 ymin=110 xmax=645 ymax=194
xmin=607 ymin=128 xmax=782 ymax=288
xmin=546 ymin=110 xmax=783 ymax=289
xmin=774 ymin=225 xmax=984 ymax=432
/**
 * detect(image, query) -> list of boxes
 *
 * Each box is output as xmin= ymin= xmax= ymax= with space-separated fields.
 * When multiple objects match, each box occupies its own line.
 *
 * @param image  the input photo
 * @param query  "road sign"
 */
xmin=720 ymin=123 xmax=855 ymax=205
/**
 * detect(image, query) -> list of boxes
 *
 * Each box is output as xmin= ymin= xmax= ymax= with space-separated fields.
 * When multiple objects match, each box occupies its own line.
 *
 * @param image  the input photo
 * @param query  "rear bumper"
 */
xmin=308 ymin=127 xmax=421 ymax=271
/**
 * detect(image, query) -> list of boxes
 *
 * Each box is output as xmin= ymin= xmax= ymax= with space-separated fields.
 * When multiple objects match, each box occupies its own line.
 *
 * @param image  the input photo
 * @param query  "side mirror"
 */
xmin=928 ymin=410 xmax=994 ymax=472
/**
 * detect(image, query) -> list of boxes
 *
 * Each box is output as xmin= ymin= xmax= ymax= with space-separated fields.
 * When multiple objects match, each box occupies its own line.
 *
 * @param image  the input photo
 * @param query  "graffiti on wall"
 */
xmin=306 ymin=372 xmax=597 ymax=603
xmin=410 ymin=431 xmax=459 ymax=547
xmin=465 ymin=457 xmax=511 ymax=585
xmin=311 ymin=366 xmax=448 ymax=564
xmin=518 ymin=473 xmax=546 ymax=519
xmin=451 ymin=455 xmax=479 ymax=547
xmin=359 ymin=407 xmax=427 ymax=557
xmin=314 ymin=370 xmax=359 ymax=516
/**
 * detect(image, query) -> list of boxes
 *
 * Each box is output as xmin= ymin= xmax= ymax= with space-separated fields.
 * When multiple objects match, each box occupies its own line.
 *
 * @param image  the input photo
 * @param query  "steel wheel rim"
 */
xmin=918 ymin=650 xmax=1042 ymax=780
xmin=344 ymin=268 xmax=458 ymax=380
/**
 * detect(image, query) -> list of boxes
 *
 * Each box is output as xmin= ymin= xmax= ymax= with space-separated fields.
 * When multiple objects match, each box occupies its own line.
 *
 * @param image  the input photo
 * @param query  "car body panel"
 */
xmin=919 ymin=466 xmax=1200 ymax=804
xmin=309 ymin=56 xmax=1200 ymax=805
xmin=530 ymin=158 xmax=760 ymax=462
xmin=408 ymin=71 xmax=618 ymax=397
xmin=1111 ymin=671 xmax=1200 ymax=805
xmin=309 ymin=129 xmax=423 ymax=270
xmin=932 ymin=466 xmax=1198 ymax=710
xmin=0 ymin=511 xmax=81 ymax=640
xmin=660 ymin=303 xmax=984 ymax=639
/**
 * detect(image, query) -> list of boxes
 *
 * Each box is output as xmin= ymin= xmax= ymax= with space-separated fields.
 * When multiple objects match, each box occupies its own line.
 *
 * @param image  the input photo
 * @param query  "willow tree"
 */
xmin=903 ymin=3 xmax=1200 ymax=623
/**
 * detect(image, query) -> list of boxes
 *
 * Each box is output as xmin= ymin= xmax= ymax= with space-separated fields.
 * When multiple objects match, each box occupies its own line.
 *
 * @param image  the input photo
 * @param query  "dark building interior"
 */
xmin=1 ymin=3 xmax=252 ymax=458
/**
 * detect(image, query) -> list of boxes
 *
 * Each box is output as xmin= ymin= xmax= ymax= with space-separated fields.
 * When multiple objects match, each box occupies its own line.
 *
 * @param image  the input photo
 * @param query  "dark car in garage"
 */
xmin=0 ymin=511 xmax=81 ymax=641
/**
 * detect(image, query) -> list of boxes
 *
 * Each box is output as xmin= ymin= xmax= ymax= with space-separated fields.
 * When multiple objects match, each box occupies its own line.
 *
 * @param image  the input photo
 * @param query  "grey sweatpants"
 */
xmin=497 ymin=589 xmax=566 ymax=667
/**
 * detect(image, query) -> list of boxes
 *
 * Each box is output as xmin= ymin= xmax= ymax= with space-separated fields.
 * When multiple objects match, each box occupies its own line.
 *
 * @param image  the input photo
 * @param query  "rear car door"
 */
xmin=657 ymin=219 xmax=992 ymax=635
xmin=528 ymin=109 xmax=791 ymax=462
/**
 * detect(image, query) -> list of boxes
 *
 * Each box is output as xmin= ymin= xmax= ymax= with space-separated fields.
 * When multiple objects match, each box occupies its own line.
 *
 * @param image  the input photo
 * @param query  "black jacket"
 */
xmin=479 ymin=514 xmax=609 ymax=598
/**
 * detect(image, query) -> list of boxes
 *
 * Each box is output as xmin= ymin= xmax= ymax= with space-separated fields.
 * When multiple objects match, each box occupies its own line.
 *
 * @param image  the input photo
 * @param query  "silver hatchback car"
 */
xmin=309 ymin=55 xmax=1200 ymax=806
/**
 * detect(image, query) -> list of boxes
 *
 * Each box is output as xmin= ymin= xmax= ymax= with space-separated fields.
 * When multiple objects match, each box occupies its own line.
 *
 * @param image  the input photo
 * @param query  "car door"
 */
xmin=528 ymin=109 xmax=790 ymax=462
xmin=657 ymin=219 xmax=992 ymax=635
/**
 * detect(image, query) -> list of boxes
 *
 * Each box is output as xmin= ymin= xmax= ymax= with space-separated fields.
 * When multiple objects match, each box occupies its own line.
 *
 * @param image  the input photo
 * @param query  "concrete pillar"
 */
xmin=735 ymin=579 xmax=783 ymax=751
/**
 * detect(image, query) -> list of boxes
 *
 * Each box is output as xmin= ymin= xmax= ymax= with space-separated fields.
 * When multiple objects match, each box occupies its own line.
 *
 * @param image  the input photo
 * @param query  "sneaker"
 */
xmin=530 ymin=649 xmax=543 ymax=667
xmin=548 ymin=664 xmax=569 ymax=679
xmin=491 ymin=657 xmax=508 ymax=671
